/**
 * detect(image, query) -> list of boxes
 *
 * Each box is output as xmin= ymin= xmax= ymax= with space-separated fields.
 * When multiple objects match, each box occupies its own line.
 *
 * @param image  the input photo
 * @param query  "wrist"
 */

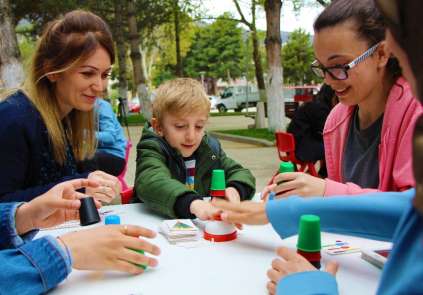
xmin=15 ymin=203 xmax=34 ymax=235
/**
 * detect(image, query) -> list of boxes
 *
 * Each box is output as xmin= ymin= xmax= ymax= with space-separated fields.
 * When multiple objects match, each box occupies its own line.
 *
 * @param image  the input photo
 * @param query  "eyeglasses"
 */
xmin=311 ymin=43 xmax=380 ymax=81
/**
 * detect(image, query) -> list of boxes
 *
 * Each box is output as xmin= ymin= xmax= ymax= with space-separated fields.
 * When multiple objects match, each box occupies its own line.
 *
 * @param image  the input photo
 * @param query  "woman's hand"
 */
xmin=87 ymin=170 xmax=121 ymax=203
xmin=271 ymin=172 xmax=326 ymax=198
xmin=213 ymin=199 xmax=269 ymax=225
xmin=190 ymin=199 xmax=221 ymax=220
xmin=15 ymin=179 xmax=99 ymax=234
xmin=59 ymin=225 xmax=161 ymax=274
xmin=266 ymin=247 xmax=338 ymax=295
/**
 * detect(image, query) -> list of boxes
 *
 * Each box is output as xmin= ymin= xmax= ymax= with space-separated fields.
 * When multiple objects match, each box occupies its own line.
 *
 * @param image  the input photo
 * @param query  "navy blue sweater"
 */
xmin=0 ymin=91 xmax=89 ymax=202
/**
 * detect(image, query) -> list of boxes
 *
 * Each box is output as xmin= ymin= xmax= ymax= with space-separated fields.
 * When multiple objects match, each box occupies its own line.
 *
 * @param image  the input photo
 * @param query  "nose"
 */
xmin=185 ymin=126 xmax=195 ymax=142
xmin=91 ymin=74 xmax=105 ymax=93
xmin=323 ymin=72 xmax=338 ymax=88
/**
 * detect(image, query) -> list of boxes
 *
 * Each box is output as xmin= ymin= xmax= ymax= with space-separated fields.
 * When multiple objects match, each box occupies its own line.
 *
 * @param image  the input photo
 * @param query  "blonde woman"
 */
xmin=0 ymin=10 xmax=120 ymax=203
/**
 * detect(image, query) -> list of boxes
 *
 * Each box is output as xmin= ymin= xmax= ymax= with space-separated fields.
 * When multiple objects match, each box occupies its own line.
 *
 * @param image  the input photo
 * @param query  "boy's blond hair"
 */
xmin=153 ymin=78 xmax=210 ymax=122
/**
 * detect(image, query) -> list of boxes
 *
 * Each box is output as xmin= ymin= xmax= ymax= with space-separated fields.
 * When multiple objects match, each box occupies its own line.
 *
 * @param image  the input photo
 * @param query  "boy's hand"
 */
xmin=225 ymin=187 xmax=241 ymax=203
xmin=15 ymin=179 xmax=99 ymax=234
xmin=190 ymin=199 xmax=220 ymax=220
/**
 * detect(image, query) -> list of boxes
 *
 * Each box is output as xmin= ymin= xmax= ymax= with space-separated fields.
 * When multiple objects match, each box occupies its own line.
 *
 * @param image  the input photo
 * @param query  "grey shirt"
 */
xmin=342 ymin=108 xmax=384 ymax=189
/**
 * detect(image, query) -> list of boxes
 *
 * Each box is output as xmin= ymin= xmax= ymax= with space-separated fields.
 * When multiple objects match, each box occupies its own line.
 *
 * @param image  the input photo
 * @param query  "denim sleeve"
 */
xmin=0 ymin=203 xmax=38 ymax=249
xmin=266 ymin=189 xmax=414 ymax=242
xmin=277 ymin=271 xmax=339 ymax=295
xmin=0 ymin=236 xmax=72 ymax=295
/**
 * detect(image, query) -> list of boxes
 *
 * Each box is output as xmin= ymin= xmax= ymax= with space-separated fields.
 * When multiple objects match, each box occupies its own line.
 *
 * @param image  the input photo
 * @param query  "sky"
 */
xmin=201 ymin=0 xmax=324 ymax=33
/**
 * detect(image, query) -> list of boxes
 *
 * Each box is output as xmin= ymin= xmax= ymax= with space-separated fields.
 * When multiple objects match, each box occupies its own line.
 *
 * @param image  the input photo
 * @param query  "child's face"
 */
xmin=153 ymin=111 xmax=208 ymax=157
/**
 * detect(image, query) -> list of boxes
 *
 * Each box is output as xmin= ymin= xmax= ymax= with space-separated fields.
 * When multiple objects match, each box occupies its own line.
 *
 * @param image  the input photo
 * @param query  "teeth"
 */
xmin=335 ymin=87 xmax=348 ymax=92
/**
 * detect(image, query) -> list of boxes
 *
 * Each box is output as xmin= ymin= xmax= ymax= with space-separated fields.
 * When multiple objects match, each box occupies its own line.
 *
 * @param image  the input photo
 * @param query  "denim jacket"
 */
xmin=0 ymin=203 xmax=72 ymax=295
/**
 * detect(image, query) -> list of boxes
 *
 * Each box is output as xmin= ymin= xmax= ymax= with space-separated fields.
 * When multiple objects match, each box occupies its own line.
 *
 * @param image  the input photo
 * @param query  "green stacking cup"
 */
xmin=279 ymin=161 xmax=295 ymax=173
xmin=211 ymin=169 xmax=226 ymax=190
xmin=131 ymin=249 xmax=147 ymax=270
xmin=297 ymin=214 xmax=321 ymax=252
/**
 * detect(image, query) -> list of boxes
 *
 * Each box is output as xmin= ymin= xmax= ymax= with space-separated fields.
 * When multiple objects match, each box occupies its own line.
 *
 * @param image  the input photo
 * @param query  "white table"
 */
xmin=37 ymin=204 xmax=389 ymax=295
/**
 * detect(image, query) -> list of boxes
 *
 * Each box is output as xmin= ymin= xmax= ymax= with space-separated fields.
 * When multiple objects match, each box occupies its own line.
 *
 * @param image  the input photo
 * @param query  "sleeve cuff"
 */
xmin=0 ymin=202 xmax=38 ymax=249
xmin=174 ymin=193 xmax=204 ymax=218
xmin=277 ymin=271 xmax=339 ymax=295
xmin=18 ymin=236 xmax=72 ymax=292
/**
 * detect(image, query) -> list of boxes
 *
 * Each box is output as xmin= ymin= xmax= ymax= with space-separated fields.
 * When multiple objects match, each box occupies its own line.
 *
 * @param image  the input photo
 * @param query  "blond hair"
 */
xmin=153 ymin=78 xmax=210 ymax=122
xmin=22 ymin=10 xmax=114 ymax=165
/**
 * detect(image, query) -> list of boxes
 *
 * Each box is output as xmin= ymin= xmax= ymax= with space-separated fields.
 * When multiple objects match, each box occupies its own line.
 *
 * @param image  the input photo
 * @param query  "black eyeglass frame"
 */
xmin=311 ymin=43 xmax=380 ymax=81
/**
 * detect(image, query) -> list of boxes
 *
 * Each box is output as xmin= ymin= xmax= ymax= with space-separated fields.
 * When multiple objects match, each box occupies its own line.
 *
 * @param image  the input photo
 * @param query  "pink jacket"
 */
xmin=323 ymin=78 xmax=422 ymax=196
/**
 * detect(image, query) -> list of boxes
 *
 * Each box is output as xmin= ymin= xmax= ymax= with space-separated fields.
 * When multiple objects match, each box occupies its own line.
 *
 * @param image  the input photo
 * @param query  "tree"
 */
xmin=282 ymin=29 xmax=314 ymax=85
xmin=183 ymin=13 xmax=244 ymax=93
xmin=233 ymin=0 xmax=267 ymax=128
xmin=0 ymin=0 xmax=24 ymax=89
xmin=264 ymin=0 xmax=284 ymax=131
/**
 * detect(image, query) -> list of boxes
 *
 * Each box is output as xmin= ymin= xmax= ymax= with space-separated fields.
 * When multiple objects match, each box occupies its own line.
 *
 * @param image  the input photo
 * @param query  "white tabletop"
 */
xmin=37 ymin=203 xmax=389 ymax=295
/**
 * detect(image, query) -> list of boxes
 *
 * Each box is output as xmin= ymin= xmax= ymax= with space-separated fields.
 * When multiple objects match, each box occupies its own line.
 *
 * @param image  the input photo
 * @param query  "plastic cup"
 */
xmin=210 ymin=169 xmax=226 ymax=191
xmin=279 ymin=161 xmax=295 ymax=173
xmin=131 ymin=249 xmax=147 ymax=270
xmin=297 ymin=214 xmax=321 ymax=252
xmin=105 ymin=215 xmax=121 ymax=225
xmin=79 ymin=197 xmax=100 ymax=226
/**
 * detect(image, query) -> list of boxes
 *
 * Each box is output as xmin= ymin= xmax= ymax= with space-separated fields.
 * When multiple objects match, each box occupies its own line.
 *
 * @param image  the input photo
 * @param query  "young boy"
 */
xmin=134 ymin=78 xmax=255 ymax=219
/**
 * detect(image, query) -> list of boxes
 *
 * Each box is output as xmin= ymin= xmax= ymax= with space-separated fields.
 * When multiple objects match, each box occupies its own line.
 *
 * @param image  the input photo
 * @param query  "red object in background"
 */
xmin=129 ymin=103 xmax=140 ymax=113
xmin=274 ymin=132 xmax=319 ymax=177
xmin=293 ymin=86 xmax=319 ymax=102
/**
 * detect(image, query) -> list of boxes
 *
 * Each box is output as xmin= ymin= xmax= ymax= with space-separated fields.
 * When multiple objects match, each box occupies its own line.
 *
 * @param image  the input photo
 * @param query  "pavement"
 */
xmin=123 ymin=115 xmax=279 ymax=194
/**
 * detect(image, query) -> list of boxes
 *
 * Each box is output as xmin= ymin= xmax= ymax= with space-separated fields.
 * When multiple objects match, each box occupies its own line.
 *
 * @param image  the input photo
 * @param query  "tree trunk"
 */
xmin=251 ymin=30 xmax=266 ymax=128
xmin=127 ymin=0 xmax=152 ymax=121
xmin=265 ymin=0 xmax=284 ymax=131
xmin=173 ymin=0 xmax=183 ymax=77
xmin=114 ymin=0 xmax=128 ymax=102
xmin=0 ymin=0 xmax=24 ymax=89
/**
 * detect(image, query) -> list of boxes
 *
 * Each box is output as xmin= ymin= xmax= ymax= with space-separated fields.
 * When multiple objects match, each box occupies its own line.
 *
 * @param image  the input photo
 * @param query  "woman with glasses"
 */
xmin=264 ymin=0 xmax=422 ymax=200
xmin=0 ymin=10 xmax=121 ymax=203
xmin=214 ymin=1 xmax=423 ymax=294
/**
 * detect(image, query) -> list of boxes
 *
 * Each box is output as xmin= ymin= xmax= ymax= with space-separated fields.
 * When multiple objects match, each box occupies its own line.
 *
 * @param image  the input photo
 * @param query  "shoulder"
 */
xmin=0 ymin=91 xmax=40 ymax=128
xmin=324 ymin=103 xmax=354 ymax=133
xmin=385 ymin=78 xmax=422 ymax=119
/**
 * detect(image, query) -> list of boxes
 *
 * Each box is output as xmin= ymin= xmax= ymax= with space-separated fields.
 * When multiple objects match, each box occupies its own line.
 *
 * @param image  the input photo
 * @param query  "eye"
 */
xmin=195 ymin=125 xmax=204 ymax=130
xmin=175 ymin=124 xmax=185 ymax=129
xmin=81 ymin=71 xmax=95 ymax=77
xmin=101 ymin=72 xmax=111 ymax=80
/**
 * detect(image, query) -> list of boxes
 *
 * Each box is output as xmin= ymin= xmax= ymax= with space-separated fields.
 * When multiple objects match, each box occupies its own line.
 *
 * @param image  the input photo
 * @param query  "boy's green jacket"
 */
xmin=135 ymin=124 xmax=256 ymax=218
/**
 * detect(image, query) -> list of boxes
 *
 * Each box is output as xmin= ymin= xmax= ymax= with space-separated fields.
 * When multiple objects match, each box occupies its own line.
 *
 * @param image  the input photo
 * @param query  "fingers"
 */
xmin=325 ymin=261 xmax=339 ymax=276
xmin=220 ymin=211 xmax=250 ymax=224
xmin=267 ymin=281 xmax=277 ymax=295
xmin=119 ymin=248 xmax=159 ymax=268
xmin=267 ymin=267 xmax=283 ymax=284
xmin=212 ymin=199 xmax=247 ymax=213
xmin=122 ymin=233 xmax=161 ymax=257
xmin=50 ymin=198 xmax=81 ymax=211
xmin=114 ymin=259 xmax=144 ymax=275
xmin=276 ymin=247 xmax=301 ymax=261
xmin=69 ymin=178 xmax=100 ymax=190
xmin=120 ymin=225 xmax=157 ymax=240
xmin=261 ymin=184 xmax=276 ymax=201
xmin=273 ymin=172 xmax=301 ymax=183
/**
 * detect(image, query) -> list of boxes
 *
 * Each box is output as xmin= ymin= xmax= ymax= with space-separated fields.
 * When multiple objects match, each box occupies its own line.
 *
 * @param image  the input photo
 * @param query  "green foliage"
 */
xmin=216 ymin=128 xmax=275 ymax=142
xmin=183 ymin=13 xmax=244 ymax=81
xmin=282 ymin=29 xmax=315 ymax=85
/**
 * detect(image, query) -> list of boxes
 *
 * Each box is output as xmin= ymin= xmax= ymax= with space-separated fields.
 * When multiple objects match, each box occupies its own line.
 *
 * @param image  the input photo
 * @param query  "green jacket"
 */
xmin=135 ymin=124 xmax=256 ymax=218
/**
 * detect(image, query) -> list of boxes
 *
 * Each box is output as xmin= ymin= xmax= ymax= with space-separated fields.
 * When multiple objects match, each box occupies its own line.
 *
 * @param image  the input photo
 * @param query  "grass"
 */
xmin=210 ymin=111 xmax=246 ymax=117
xmin=119 ymin=113 xmax=146 ymax=126
xmin=216 ymin=128 xmax=275 ymax=142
